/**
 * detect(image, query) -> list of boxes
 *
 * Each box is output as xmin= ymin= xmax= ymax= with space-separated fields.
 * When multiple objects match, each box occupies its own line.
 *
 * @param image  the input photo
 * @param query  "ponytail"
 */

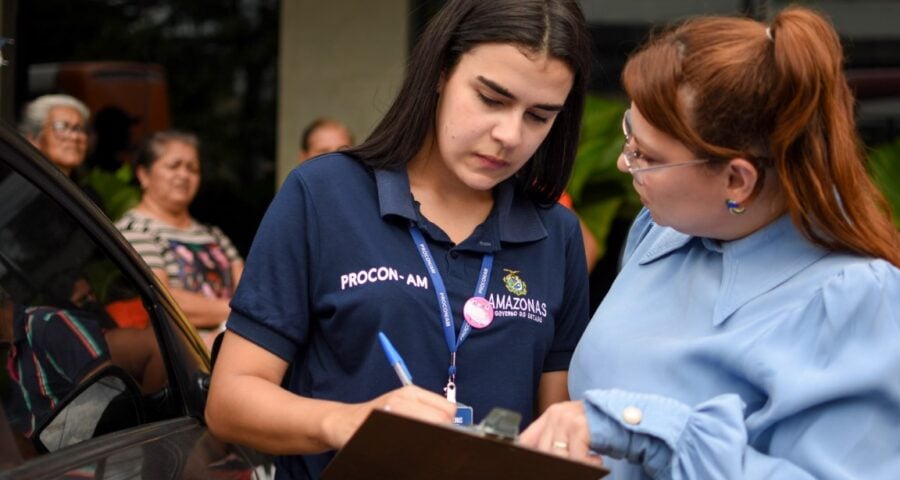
xmin=768 ymin=7 xmax=900 ymax=266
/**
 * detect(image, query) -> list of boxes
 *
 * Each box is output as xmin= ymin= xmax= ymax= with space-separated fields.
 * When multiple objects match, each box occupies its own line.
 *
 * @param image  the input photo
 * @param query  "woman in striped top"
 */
xmin=116 ymin=130 xmax=243 ymax=348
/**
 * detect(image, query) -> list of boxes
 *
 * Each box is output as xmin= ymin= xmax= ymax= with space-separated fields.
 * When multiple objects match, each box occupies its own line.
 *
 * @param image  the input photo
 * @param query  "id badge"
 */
xmin=454 ymin=404 xmax=474 ymax=426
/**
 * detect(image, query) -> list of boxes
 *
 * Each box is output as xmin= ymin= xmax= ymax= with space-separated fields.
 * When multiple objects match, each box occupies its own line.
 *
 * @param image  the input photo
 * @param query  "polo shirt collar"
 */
xmin=375 ymin=166 xmax=417 ymax=220
xmin=638 ymin=214 xmax=829 ymax=326
xmin=374 ymin=167 xmax=547 ymax=252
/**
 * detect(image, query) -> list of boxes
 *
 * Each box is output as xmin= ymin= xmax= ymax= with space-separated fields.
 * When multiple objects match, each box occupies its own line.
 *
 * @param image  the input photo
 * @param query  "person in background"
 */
xmin=206 ymin=0 xmax=593 ymax=478
xmin=2 ymin=296 xmax=111 ymax=437
xmin=2 ymin=284 xmax=164 ymax=439
xmin=18 ymin=94 xmax=101 ymax=206
xmin=115 ymin=130 xmax=244 ymax=348
xmin=297 ymin=117 xmax=354 ymax=163
xmin=19 ymin=94 xmax=90 ymax=177
xmin=521 ymin=7 xmax=900 ymax=479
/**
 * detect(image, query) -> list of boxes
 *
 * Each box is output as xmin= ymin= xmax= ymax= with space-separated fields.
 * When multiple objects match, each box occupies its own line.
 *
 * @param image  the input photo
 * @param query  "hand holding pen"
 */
xmin=370 ymin=331 xmax=456 ymax=416
xmin=318 ymin=335 xmax=454 ymax=450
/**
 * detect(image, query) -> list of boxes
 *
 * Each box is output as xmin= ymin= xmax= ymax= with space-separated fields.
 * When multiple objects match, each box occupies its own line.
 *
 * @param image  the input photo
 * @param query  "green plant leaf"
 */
xmin=868 ymin=138 xmax=900 ymax=228
xmin=575 ymin=197 xmax=623 ymax=260
xmin=568 ymin=94 xmax=634 ymax=261
xmin=84 ymin=165 xmax=141 ymax=221
xmin=569 ymin=97 xmax=628 ymax=203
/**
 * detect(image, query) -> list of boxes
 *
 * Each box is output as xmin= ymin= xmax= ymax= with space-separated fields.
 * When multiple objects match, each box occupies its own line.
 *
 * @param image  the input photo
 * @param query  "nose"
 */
xmin=616 ymin=150 xmax=629 ymax=173
xmin=175 ymin=167 xmax=197 ymax=181
xmin=491 ymin=112 xmax=523 ymax=150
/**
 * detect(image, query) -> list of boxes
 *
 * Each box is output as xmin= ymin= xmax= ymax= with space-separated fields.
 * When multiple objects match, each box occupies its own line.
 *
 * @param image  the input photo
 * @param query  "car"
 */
xmin=0 ymin=123 xmax=269 ymax=479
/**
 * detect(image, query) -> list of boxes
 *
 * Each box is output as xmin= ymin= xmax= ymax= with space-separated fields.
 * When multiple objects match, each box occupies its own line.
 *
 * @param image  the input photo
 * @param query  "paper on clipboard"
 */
xmin=321 ymin=409 xmax=609 ymax=480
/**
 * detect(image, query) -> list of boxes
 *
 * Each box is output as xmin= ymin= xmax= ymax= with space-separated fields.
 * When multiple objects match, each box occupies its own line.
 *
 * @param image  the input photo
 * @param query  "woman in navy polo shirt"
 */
xmin=207 ymin=0 xmax=593 ymax=477
xmin=520 ymin=7 xmax=900 ymax=479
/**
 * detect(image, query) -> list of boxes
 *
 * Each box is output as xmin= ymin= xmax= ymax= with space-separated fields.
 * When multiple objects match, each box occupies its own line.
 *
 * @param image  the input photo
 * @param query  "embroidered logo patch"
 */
xmin=502 ymin=269 xmax=527 ymax=296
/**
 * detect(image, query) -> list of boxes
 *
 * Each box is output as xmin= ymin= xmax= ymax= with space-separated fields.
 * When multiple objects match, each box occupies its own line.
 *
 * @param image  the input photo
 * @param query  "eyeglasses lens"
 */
xmin=621 ymin=110 xmax=643 ymax=183
xmin=51 ymin=121 xmax=87 ymax=137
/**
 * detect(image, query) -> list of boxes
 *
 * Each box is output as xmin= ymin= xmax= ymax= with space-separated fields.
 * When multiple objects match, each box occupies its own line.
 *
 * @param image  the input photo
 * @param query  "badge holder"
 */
xmin=444 ymin=378 xmax=474 ymax=426
xmin=455 ymin=404 xmax=474 ymax=426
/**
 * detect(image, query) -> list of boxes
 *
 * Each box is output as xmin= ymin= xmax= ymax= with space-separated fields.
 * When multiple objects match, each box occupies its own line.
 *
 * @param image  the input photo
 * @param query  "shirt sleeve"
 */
xmin=581 ymin=259 xmax=900 ymax=479
xmin=543 ymin=210 xmax=589 ymax=371
xmin=226 ymin=170 xmax=315 ymax=361
xmin=118 ymin=221 xmax=167 ymax=271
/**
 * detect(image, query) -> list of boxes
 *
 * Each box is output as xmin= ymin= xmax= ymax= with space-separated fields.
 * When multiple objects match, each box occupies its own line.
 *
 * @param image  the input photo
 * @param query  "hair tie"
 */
xmin=765 ymin=27 xmax=774 ymax=42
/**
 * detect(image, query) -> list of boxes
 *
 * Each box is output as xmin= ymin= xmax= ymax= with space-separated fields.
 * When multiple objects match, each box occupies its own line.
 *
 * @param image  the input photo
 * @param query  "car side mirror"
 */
xmin=33 ymin=365 xmax=144 ymax=453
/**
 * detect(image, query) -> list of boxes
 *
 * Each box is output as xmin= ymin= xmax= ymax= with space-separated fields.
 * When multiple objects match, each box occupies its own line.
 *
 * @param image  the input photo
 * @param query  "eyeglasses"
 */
xmin=621 ymin=109 xmax=708 ymax=185
xmin=49 ymin=120 xmax=88 ymax=138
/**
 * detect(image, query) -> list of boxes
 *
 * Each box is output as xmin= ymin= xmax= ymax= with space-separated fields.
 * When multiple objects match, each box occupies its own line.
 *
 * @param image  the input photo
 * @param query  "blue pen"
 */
xmin=378 ymin=331 xmax=413 ymax=386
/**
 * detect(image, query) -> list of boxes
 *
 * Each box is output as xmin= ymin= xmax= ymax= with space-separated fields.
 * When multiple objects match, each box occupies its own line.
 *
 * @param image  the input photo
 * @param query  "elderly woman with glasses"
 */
xmin=19 ymin=94 xmax=105 ymax=210
xmin=19 ymin=94 xmax=91 ymax=177
xmin=521 ymin=6 xmax=900 ymax=480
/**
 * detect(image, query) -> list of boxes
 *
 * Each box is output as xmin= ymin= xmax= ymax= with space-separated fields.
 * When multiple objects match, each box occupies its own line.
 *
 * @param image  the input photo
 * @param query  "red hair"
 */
xmin=622 ymin=7 xmax=900 ymax=266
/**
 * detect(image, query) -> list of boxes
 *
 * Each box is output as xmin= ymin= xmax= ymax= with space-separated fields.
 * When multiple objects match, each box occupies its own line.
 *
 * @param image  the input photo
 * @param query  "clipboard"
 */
xmin=321 ymin=409 xmax=609 ymax=480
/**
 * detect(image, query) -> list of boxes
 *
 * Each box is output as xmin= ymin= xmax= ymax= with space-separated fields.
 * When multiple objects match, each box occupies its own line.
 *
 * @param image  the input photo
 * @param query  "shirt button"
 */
xmin=622 ymin=406 xmax=643 ymax=425
xmin=450 ymin=251 xmax=459 ymax=259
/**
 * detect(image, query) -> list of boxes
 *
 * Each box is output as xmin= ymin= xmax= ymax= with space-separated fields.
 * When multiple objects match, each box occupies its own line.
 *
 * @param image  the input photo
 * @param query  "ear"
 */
xmin=724 ymin=158 xmax=759 ymax=204
xmin=25 ymin=134 xmax=41 ymax=148
xmin=135 ymin=166 xmax=150 ymax=190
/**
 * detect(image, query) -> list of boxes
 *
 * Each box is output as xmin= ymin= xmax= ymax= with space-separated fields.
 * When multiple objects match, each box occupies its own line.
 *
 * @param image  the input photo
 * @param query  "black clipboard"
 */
xmin=321 ymin=410 xmax=609 ymax=480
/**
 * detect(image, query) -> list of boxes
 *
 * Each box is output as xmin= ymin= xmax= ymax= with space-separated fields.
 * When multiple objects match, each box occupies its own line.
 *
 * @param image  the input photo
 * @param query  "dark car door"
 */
xmin=0 ymin=123 xmax=266 ymax=479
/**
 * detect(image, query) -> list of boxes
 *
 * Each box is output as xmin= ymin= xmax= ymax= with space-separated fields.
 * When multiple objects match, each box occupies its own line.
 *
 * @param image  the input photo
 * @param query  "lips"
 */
xmin=61 ymin=147 xmax=84 ymax=155
xmin=475 ymin=153 xmax=507 ymax=170
xmin=170 ymin=183 xmax=194 ymax=193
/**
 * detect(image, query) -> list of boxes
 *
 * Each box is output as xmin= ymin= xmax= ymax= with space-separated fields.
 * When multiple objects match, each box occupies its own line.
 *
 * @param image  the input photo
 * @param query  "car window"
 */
xmin=0 ymin=160 xmax=176 ymax=462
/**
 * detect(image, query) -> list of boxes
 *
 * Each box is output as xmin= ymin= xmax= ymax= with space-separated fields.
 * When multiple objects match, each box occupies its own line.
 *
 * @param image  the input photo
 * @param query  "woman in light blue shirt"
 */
xmin=521 ymin=6 xmax=900 ymax=479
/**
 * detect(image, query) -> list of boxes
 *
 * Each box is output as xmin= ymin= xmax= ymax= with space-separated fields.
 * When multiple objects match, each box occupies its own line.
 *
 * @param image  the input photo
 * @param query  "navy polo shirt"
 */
xmin=227 ymin=153 xmax=589 ymax=479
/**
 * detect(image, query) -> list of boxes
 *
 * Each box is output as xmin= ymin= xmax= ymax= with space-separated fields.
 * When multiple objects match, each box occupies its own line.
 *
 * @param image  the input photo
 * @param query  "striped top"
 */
xmin=6 ymin=305 xmax=109 ymax=436
xmin=115 ymin=209 xmax=241 ymax=296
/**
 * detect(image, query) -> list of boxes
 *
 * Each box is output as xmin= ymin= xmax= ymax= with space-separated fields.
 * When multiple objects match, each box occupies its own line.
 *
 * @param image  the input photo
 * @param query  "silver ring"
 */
xmin=552 ymin=440 xmax=568 ymax=450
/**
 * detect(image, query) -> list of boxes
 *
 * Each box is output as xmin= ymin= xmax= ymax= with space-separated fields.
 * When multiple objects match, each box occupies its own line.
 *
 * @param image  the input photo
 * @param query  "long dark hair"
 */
xmin=623 ymin=7 xmax=900 ymax=265
xmin=345 ymin=0 xmax=591 ymax=205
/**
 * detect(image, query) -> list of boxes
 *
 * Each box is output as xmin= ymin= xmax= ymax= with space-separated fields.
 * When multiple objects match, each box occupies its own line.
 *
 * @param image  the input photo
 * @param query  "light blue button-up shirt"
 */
xmin=570 ymin=209 xmax=900 ymax=479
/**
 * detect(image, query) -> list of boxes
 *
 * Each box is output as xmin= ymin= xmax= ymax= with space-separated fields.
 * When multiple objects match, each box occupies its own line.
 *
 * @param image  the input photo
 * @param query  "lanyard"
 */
xmin=408 ymin=224 xmax=493 ymax=402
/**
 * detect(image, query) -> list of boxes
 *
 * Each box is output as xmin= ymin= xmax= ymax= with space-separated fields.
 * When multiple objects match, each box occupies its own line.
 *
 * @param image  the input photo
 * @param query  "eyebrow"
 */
xmin=477 ymin=75 xmax=565 ymax=112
